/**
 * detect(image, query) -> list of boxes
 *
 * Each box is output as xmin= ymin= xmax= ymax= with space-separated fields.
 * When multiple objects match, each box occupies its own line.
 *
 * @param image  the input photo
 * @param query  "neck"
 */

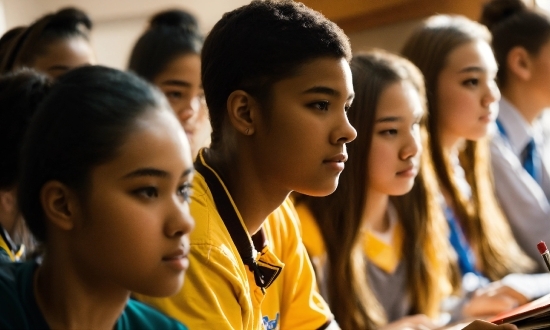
xmin=362 ymin=189 xmax=390 ymax=233
xmin=502 ymin=84 xmax=545 ymax=125
xmin=205 ymin=147 xmax=289 ymax=235
xmin=35 ymin=251 xmax=129 ymax=330
xmin=439 ymin=130 xmax=464 ymax=155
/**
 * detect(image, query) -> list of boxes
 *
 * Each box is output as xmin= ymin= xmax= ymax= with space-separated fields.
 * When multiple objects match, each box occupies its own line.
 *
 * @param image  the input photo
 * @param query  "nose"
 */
xmin=399 ymin=129 xmax=421 ymax=160
xmin=330 ymin=111 xmax=357 ymax=145
xmin=177 ymin=96 xmax=202 ymax=124
xmin=482 ymin=80 xmax=501 ymax=108
xmin=164 ymin=198 xmax=195 ymax=239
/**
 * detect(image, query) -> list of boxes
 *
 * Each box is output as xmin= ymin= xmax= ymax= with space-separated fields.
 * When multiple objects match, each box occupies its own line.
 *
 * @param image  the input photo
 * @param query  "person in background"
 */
xmin=0 ymin=7 xmax=95 ymax=78
xmin=402 ymin=14 xmax=550 ymax=319
xmin=128 ymin=9 xmax=210 ymax=159
xmin=0 ymin=66 xmax=193 ymax=329
xmin=480 ymin=0 xmax=550 ymax=272
xmin=295 ymin=50 xmax=459 ymax=330
xmin=0 ymin=69 xmax=49 ymax=262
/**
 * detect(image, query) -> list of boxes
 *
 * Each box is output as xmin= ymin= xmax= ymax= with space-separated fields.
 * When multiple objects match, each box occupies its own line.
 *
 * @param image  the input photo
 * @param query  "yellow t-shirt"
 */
xmin=135 ymin=153 xmax=335 ymax=330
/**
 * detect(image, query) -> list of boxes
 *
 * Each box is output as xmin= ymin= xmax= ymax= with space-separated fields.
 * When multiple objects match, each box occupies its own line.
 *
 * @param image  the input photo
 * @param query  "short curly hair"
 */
xmin=202 ymin=0 xmax=351 ymax=147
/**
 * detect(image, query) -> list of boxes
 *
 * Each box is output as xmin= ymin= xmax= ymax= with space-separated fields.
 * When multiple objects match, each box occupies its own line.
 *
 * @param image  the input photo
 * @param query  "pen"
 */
xmin=537 ymin=241 xmax=550 ymax=272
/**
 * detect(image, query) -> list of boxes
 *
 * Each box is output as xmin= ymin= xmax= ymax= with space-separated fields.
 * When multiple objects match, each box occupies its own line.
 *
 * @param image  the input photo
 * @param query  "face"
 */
xmin=70 ymin=107 xmax=194 ymax=297
xmin=368 ymin=81 xmax=423 ymax=197
xmin=436 ymin=40 xmax=500 ymax=149
xmin=252 ymin=57 xmax=357 ymax=197
xmin=527 ymin=40 xmax=550 ymax=107
xmin=31 ymin=37 xmax=95 ymax=79
xmin=153 ymin=54 xmax=211 ymax=158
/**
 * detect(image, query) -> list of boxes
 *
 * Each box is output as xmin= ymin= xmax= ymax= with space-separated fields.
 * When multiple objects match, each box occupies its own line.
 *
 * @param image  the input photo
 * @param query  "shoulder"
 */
xmin=292 ymin=202 xmax=326 ymax=258
xmin=118 ymin=299 xmax=188 ymax=330
xmin=0 ymin=261 xmax=41 ymax=329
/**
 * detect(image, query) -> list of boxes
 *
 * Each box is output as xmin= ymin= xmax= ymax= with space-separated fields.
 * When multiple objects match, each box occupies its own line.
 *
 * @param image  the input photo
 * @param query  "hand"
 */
xmin=379 ymin=314 xmax=438 ymax=330
xmin=463 ymin=282 xmax=528 ymax=317
xmin=461 ymin=320 xmax=517 ymax=330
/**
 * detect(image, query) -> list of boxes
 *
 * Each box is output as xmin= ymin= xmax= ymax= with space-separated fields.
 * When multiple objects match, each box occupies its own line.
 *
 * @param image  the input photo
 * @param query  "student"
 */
xmin=134 ymin=2 xmax=518 ymax=330
xmin=128 ymin=9 xmax=210 ymax=158
xmin=0 ymin=66 xmax=193 ymax=329
xmin=402 ymin=15 xmax=548 ymax=316
xmin=0 ymin=7 xmax=95 ymax=78
xmin=0 ymin=70 xmax=48 ymax=262
xmin=480 ymin=0 xmax=550 ymax=272
xmin=294 ymin=50 xmax=458 ymax=330
xmin=134 ymin=1 xmax=355 ymax=329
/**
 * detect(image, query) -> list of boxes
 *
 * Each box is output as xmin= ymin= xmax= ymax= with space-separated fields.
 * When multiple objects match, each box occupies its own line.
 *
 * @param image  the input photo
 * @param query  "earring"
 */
xmin=245 ymin=128 xmax=250 ymax=135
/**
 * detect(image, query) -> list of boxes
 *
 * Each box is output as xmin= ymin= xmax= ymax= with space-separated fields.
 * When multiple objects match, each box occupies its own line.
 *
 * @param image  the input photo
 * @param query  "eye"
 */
xmin=310 ymin=101 xmax=329 ymax=111
xmin=344 ymin=104 xmax=351 ymax=113
xmin=462 ymin=78 xmax=479 ymax=87
xmin=177 ymin=182 xmax=193 ymax=203
xmin=134 ymin=187 xmax=158 ymax=199
xmin=165 ymin=91 xmax=183 ymax=101
xmin=380 ymin=129 xmax=398 ymax=136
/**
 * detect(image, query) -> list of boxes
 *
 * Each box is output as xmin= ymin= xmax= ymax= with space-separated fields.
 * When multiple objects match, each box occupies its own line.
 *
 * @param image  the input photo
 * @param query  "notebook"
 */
xmin=490 ymin=294 xmax=550 ymax=329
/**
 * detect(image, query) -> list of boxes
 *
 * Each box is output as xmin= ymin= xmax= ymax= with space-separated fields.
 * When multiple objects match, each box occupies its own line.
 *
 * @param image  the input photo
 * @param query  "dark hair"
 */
xmin=202 ymin=0 xmax=351 ymax=147
xmin=0 ymin=27 xmax=25 ymax=64
xmin=0 ymin=69 xmax=51 ymax=190
xmin=0 ymin=7 xmax=92 ymax=74
xmin=18 ymin=66 xmax=165 ymax=242
xmin=128 ymin=9 xmax=203 ymax=82
xmin=480 ymin=0 xmax=550 ymax=86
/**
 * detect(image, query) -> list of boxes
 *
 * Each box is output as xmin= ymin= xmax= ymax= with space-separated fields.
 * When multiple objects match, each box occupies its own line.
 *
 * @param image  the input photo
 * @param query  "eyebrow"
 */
xmin=376 ymin=116 xmax=401 ymax=123
xmin=160 ymin=80 xmax=192 ymax=88
xmin=458 ymin=66 xmax=485 ymax=74
xmin=302 ymin=86 xmax=355 ymax=101
xmin=122 ymin=167 xmax=194 ymax=180
xmin=376 ymin=111 xmax=423 ymax=123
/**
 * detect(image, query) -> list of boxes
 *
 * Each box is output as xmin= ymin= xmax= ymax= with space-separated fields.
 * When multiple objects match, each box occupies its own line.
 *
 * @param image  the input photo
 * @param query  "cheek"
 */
xmin=367 ymin=143 xmax=393 ymax=183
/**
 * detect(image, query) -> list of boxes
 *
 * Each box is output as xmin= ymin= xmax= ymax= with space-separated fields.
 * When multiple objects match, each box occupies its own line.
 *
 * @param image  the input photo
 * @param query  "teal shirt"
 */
xmin=0 ymin=261 xmax=188 ymax=330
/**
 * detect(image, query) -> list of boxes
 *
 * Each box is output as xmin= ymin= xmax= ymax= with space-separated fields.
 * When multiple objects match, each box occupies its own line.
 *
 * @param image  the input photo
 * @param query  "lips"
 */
xmin=162 ymin=246 xmax=190 ymax=271
xmin=162 ymin=244 xmax=191 ymax=263
xmin=323 ymin=153 xmax=348 ymax=163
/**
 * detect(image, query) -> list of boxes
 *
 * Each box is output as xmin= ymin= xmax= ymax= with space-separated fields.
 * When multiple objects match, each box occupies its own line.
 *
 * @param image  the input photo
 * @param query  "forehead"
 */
xmin=376 ymin=81 xmax=424 ymax=117
xmin=270 ymin=57 xmax=354 ymax=99
xmin=154 ymin=53 xmax=201 ymax=84
xmin=102 ymin=108 xmax=192 ymax=173
xmin=444 ymin=40 xmax=497 ymax=72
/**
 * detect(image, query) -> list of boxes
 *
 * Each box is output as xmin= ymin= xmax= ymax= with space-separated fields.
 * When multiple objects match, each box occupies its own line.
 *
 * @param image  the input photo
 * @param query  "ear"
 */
xmin=0 ymin=189 xmax=16 ymax=214
xmin=40 ymin=181 xmax=79 ymax=232
xmin=226 ymin=90 xmax=260 ymax=136
xmin=507 ymin=46 xmax=532 ymax=81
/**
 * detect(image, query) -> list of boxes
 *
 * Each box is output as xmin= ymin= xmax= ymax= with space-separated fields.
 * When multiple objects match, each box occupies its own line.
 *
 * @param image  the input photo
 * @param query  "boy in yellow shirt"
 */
xmin=135 ymin=1 xmax=356 ymax=329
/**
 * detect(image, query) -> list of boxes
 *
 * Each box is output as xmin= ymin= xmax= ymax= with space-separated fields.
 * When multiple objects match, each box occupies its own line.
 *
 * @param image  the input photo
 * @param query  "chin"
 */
xmin=294 ymin=180 xmax=339 ymax=197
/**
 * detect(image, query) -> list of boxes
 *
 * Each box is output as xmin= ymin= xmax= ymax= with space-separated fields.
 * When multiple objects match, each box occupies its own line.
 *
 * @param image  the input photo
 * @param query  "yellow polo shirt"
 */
xmin=136 ymin=152 xmax=335 ymax=330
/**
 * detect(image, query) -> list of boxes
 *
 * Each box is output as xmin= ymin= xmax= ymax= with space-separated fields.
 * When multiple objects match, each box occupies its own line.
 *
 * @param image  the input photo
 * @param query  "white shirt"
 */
xmin=490 ymin=97 xmax=550 ymax=272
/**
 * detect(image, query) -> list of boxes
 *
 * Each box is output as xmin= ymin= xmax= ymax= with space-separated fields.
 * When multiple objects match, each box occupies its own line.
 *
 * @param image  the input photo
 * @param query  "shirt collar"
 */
xmin=498 ymin=98 xmax=543 ymax=156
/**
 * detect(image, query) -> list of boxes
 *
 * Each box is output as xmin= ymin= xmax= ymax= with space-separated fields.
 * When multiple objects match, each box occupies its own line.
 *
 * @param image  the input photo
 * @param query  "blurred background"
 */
xmin=1 ymin=0 xmax=547 ymax=70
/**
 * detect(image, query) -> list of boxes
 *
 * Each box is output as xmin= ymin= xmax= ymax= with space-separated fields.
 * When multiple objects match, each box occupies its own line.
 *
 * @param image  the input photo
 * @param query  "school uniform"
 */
xmin=135 ymin=150 xmax=336 ymax=330
xmin=0 ymin=224 xmax=21 ymax=262
xmin=0 ymin=261 xmax=187 ymax=330
xmin=490 ymin=98 xmax=550 ymax=272
xmin=296 ymin=203 xmax=450 ymax=323
xmin=446 ymin=153 xmax=550 ymax=304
